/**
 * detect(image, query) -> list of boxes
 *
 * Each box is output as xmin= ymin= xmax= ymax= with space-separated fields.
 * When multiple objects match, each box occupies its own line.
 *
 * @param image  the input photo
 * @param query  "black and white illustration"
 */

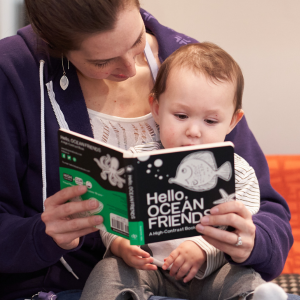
xmin=169 ymin=151 xmax=232 ymax=192
xmin=94 ymin=154 xmax=126 ymax=188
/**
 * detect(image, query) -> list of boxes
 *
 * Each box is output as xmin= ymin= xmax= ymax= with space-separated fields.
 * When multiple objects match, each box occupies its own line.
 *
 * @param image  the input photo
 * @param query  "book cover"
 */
xmin=58 ymin=129 xmax=235 ymax=245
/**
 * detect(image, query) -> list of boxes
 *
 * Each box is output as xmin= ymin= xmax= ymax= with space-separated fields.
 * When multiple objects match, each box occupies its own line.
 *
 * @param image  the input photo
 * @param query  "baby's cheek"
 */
xmin=162 ymin=131 xmax=177 ymax=148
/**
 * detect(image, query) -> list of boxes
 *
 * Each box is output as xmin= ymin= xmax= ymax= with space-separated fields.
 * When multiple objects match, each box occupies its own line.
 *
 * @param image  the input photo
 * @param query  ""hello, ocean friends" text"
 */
xmin=146 ymin=189 xmax=210 ymax=229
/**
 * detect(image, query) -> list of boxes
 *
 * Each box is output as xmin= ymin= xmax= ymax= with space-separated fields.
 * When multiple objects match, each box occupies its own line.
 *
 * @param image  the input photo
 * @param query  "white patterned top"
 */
xmin=88 ymin=109 xmax=160 ymax=150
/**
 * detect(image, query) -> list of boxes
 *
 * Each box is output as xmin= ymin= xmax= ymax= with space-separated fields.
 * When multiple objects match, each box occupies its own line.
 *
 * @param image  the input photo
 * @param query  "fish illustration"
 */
xmin=168 ymin=151 xmax=232 ymax=191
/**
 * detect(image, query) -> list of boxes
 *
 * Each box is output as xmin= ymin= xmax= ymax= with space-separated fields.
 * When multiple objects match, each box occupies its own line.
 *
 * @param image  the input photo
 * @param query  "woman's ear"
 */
xmin=227 ymin=109 xmax=244 ymax=134
xmin=149 ymin=95 xmax=160 ymax=124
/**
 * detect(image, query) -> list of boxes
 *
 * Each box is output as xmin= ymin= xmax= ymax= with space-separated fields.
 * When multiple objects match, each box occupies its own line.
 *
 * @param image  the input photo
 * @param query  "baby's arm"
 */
xmin=162 ymin=240 xmax=207 ymax=283
xmin=234 ymin=154 xmax=260 ymax=215
xmin=100 ymin=230 xmax=156 ymax=270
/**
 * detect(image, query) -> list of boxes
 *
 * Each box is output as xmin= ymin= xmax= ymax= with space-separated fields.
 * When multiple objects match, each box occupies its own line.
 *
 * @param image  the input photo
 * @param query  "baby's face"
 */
xmin=152 ymin=67 xmax=240 ymax=149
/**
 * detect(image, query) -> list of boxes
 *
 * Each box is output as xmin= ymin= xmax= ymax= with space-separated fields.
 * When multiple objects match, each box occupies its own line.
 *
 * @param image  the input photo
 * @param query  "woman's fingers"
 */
xmin=41 ymin=185 xmax=104 ymax=250
xmin=202 ymin=234 xmax=252 ymax=263
xmin=49 ymin=198 xmax=100 ymax=221
xmin=45 ymin=214 xmax=103 ymax=235
xmin=44 ymin=214 xmax=102 ymax=249
xmin=51 ymin=226 xmax=100 ymax=250
xmin=44 ymin=186 xmax=99 ymax=220
xmin=199 ymin=213 xmax=253 ymax=235
xmin=210 ymin=201 xmax=252 ymax=220
xmin=197 ymin=223 xmax=236 ymax=244
xmin=199 ymin=201 xmax=255 ymax=234
xmin=195 ymin=201 xmax=256 ymax=263
xmin=45 ymin=185 xmax=87 ymax=207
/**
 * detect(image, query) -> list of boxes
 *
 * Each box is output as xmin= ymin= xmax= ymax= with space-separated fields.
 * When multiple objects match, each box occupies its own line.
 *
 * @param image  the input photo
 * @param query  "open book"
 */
xmin=58 ymin=129 xmax=235 ymax=245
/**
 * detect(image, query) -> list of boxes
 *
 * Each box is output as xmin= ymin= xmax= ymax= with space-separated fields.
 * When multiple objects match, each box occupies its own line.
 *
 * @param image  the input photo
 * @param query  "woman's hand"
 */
xmin=41 ymin=185 xmax=103 ymax=250
xmin=196 ymin=201 xmax=256 ymax=263
xmin=111 ymin=237 xmax=157 ymax=271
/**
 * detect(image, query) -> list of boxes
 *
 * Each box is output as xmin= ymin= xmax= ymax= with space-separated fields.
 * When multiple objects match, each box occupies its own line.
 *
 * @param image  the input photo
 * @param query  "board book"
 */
xmin=58 ymin=129 xmax=235 ymax=245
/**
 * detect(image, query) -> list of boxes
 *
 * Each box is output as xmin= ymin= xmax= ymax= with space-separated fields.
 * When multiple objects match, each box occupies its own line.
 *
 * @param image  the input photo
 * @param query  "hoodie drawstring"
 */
xmin=39 ymin=60 xmax=78 ymax=280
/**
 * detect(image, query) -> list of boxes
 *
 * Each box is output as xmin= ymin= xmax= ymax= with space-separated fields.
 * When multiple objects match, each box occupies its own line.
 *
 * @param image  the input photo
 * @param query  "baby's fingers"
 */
xmin=140 ymin=262 xmax=157 ymax=271
xmin=130 ymin=256 xmax=154 ymax=269
xmin=183 ymin=265 xmax=199 ymax=283
xmin=162 ymin=250 xmax=179 ymax=270
xmin=130 ymin=246 xmax=151 ymax=258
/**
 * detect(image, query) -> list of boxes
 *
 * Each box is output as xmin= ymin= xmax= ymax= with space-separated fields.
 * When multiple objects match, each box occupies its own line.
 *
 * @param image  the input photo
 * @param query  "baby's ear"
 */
xmin=227 ymin=109 xmax=244 ymax=134
xmin=149 ymin=95 xmax=160 ymax=124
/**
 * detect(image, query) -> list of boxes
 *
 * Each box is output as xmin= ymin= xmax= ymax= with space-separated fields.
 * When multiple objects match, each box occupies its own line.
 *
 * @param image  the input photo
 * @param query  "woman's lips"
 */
xmin=112 ymin=74 xmax=128 ymax=79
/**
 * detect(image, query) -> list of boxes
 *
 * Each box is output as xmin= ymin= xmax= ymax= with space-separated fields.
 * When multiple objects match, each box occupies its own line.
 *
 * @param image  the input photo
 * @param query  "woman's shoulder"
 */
xmin=141 ymin=8 xmax=198 ymax=62
xmin=0 ymin=26 xmax=42 ymax=80
xmin=0 ymin=26 xmax=59 ymax=89
xmin=0 ymin=26 xmax=36 ymax=62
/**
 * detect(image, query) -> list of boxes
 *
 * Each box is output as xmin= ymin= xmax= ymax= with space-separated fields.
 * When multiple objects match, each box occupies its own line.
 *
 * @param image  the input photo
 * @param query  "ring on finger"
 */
xmin=235 ymin=233 xmax=243 ymax=246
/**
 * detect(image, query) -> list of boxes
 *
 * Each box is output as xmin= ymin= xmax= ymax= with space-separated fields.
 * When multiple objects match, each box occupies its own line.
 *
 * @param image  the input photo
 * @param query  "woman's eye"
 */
xmin=95 ymin=61 xmax=110 ymax=68
xmin=205 ymin=119 xmax=217 ymax=125
xmin=175 ymin=114 xmax=188 ymax=120
xmin=133 ymin=35 xmax=143 ymax=47
xmin=133 ymin=29 xmax=145 ymax=47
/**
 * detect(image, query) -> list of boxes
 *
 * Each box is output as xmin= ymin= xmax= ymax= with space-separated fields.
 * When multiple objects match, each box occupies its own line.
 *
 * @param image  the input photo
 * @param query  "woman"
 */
xmin=0 ymin=0 xmax=293 ymax=299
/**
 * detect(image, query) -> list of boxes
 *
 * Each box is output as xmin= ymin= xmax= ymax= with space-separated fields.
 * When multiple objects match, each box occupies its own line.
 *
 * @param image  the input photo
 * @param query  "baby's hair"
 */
xmin=151 ymin=42 xmax=244 ymax=113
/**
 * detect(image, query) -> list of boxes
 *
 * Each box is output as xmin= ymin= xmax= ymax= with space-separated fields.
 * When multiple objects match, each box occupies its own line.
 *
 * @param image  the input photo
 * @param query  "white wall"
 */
xmin=0 ymin=0 xmax=24 ymax=39
xmin=141 ymin=0 xmax=300 ymax=155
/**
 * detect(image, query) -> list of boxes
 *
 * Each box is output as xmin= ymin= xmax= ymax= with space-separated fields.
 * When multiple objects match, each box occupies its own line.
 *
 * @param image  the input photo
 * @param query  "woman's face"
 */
xmin=67 ymin=6 xmax=146 ymax=82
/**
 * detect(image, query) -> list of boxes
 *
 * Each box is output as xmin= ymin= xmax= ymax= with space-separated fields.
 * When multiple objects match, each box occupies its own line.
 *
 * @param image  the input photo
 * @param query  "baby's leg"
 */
xmin=189 ymin=263 xmax=265 ymax=300
xmin=80 ymin=256 xmax=163 ymax=300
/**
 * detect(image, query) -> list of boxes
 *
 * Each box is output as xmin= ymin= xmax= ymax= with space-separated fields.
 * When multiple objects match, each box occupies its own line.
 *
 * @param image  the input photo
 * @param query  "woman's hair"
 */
xmin=25 ymin=0 xmax=140 ymax=57
xmin=151 ymin=42 xmax=244 ymax=114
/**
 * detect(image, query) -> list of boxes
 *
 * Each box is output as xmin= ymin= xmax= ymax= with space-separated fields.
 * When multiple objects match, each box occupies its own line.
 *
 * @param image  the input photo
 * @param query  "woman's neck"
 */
xmin=79 ymin=72 xmax=153 ymax=118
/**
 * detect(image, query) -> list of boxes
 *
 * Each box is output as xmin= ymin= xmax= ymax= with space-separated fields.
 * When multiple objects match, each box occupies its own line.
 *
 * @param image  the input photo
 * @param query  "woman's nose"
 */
xmin=121 ymin=54 xmax=137 ymax=77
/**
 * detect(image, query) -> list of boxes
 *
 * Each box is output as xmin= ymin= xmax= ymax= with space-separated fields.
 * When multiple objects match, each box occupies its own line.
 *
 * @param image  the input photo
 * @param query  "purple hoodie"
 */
xmin=0 ymin=8 xmax=293 ymax=300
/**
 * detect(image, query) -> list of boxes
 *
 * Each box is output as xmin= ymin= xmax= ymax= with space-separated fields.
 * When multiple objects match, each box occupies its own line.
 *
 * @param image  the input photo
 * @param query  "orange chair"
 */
xmin=266 ymin=155 xmax=300 ymax=274
xmin=266 ymin=155 xmax=300 ymax=294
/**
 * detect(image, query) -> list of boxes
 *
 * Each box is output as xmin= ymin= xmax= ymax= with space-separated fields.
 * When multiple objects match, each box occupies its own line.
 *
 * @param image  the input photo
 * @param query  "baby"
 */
xmin=81 ymin=43 xmax=286 ymax=300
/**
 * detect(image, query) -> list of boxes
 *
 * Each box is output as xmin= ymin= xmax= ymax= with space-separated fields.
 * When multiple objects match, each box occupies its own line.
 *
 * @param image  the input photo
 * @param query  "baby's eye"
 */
xmin=175 ymin=114 xmax=188 ymax=120
xmin=182 ymin=168 xmax=187 ymax=173
xmin=205 ymin=119 xmax=218 ymax=125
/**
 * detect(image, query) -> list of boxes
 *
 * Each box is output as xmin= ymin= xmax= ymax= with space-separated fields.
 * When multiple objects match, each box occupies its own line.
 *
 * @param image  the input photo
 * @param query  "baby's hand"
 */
xmin=111 ymin=237 xmax=157 ymax=271
xmin=162 ymin=241 xmax=207 ymax=283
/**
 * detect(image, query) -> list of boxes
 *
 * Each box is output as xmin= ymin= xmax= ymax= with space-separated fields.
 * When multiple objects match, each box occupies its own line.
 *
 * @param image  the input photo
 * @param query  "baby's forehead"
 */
xmin=170 ymin=64 xmax=235 ymax=82
xmin=167 ymin=65 xmax=237 ymax=92
xmin=164 ymin=66 xmax=236 ymax=109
